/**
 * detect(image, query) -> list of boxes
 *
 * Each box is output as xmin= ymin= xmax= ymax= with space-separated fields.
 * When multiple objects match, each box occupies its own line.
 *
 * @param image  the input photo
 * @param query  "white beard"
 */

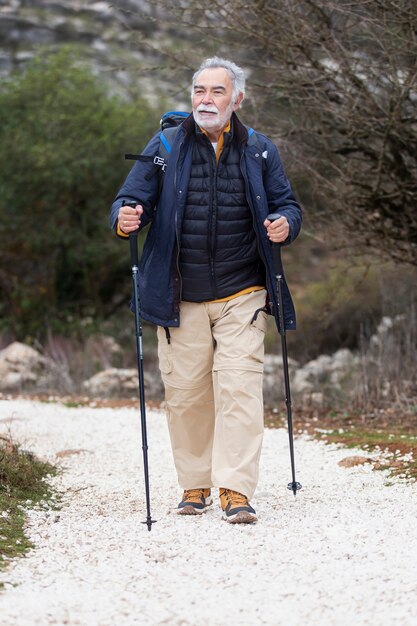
xmin=193 ymin=100 xmax=236 ymax=133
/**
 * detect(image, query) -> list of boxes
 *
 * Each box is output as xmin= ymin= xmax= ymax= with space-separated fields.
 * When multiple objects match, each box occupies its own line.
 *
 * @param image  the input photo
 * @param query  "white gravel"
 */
xmin=0 ymin=398 xmax=416 ymax=626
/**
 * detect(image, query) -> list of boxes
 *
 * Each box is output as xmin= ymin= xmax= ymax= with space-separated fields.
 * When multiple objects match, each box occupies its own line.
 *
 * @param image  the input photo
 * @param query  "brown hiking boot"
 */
xmin=177 ymin=488 xmax=213 ymax=515
xmin=219 ymin=488 xmax=257 ymax=524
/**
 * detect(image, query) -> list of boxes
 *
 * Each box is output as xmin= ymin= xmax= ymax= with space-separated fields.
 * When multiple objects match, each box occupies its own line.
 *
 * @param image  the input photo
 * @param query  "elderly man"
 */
xmin=110 ymin=57 xmax=302 ymax=524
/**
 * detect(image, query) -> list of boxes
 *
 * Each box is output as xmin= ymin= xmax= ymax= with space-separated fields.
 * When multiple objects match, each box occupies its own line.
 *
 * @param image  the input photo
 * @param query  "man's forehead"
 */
xmin=194 ymin=67 xmax=232 ymax=89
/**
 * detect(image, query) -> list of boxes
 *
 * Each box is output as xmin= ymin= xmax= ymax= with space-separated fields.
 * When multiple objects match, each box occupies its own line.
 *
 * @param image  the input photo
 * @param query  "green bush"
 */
xmin=0 ymin=49 xmax=159 ymax=339
xmin=0 ymin=435 xmax=59 ymax=569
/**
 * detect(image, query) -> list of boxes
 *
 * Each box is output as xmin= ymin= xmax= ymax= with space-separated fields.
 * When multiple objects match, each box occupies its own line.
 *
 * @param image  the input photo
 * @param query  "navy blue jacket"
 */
xmin=110 ymin=113 xmax=302 ymax=331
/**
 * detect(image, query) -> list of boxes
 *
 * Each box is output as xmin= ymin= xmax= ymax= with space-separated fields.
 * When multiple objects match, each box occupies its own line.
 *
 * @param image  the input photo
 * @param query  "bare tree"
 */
xmin=128 ymin=0 xmax=417 ymax=265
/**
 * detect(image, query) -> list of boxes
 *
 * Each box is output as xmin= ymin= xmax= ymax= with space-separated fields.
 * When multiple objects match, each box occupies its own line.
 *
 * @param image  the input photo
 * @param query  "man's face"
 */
xmin=192 ymin=67 xmax=243 ymax=138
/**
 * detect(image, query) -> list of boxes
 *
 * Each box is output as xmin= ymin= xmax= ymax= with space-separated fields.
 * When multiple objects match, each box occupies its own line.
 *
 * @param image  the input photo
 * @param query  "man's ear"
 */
xmin=233 ymin=92 xmax=244 ymax=110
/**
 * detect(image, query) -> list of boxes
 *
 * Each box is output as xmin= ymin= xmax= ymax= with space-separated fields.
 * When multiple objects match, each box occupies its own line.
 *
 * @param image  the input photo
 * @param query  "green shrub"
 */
xmin=0 ymin=436 xmax=59 ymax=569
xmin=0 ymin=48 xmax=159 ymax=339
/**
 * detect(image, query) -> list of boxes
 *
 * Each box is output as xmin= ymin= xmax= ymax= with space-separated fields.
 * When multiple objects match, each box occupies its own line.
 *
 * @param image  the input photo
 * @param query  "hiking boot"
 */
xmin=219 ymin=488 xmax=257 ymax=524
xmin=177 ymin=488 xmax=213 ymax=515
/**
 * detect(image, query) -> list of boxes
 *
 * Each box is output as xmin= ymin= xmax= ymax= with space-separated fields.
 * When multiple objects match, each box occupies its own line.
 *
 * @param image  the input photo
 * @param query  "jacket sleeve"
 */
xmin=109 ymin=132 xmax=162 ymax=237
xmin=263 ymin=139 xmax=302 ymax=245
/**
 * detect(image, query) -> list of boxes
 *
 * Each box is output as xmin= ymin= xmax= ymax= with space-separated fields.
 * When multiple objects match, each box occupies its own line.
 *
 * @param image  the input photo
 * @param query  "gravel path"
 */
xmin=0 ymin=398 xmax=416 ymax=626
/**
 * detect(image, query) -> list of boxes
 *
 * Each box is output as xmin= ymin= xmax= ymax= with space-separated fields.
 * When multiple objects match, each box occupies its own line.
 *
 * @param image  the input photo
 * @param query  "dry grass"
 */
xmin=265 ymin=404 xmax=417 ymax=482
xmin=353 ymin=310 xmax=417 ymax=416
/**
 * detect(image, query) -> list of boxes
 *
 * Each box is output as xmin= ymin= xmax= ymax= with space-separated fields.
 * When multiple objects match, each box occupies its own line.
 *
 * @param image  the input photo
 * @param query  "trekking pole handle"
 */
xmin=122 ymin=201 xmax=140 ymax=266
xmin=266 ymin=213 xmax=282 ymax=274
xmin=267 ymin=212 xmax=282 ymax=222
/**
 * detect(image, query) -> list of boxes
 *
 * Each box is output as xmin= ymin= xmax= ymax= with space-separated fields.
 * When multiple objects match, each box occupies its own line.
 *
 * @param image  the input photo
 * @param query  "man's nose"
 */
xmin=201 ymin=92 xmax=213 ymax=104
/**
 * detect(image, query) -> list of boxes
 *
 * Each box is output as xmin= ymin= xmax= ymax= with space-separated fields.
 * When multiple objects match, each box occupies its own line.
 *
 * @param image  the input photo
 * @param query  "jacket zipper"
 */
xmin=209 ymin=145 xmax=218 ymax=298
xmin=173 ymin=134 xmax=185 ymax=313
xmin=240 ymin=148 xmax=274 ymax=311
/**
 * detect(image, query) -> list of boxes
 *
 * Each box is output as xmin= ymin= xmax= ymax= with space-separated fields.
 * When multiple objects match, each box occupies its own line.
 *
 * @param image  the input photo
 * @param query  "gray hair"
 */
xmin=191 ymin=57 xmax=246 ymax=101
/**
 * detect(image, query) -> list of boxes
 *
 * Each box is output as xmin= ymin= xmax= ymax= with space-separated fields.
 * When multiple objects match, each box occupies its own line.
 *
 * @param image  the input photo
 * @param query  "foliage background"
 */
xmin=0 ymin=1 xmax=416 ymax=409
xmin=0 ymin=48 xmax=159 ymax=339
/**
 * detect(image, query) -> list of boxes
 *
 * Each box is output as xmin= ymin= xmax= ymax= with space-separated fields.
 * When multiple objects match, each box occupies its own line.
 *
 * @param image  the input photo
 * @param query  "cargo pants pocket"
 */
xmin=248 ymin=308 xmax=267 ymax=365
xmin=157 ymin=326 xmax=173 ymax=377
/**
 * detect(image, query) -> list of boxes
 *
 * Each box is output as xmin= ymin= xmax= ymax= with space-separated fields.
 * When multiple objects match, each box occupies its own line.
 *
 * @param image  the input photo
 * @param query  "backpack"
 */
xmin=125 ymin=110 xmax=262 ymax=181
xmin=124 ymin=111 xmax=188 ymax=180
xmin=157 ymin=111 xmax=190 ymax=170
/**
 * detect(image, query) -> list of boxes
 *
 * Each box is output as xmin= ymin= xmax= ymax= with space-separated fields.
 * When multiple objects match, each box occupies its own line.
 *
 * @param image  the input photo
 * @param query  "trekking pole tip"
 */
xmin=288 ymin=482 xmax=302 ymax=497
xmin=142 ymin=518 xmax=157 ymax=531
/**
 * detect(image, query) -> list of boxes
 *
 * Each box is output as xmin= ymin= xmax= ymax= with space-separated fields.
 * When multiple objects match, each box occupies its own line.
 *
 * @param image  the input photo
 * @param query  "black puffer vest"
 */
xmin=179 ymin=126 xmax=265 ymax=302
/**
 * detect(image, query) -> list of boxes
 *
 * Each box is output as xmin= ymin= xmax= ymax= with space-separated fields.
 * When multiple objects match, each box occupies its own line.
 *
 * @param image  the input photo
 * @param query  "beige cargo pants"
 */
xmin=157 ymin=289 xmax=267 ymax=500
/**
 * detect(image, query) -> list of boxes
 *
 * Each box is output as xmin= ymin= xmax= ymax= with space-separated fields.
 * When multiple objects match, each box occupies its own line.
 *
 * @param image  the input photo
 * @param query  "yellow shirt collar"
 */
xmin=200 ymin=121 xmax=231 ymax=161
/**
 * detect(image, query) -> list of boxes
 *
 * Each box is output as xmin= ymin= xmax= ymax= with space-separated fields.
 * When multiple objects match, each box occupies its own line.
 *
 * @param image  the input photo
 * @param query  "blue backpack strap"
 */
xmin=123 ymin=114 xmax=186 ymax=184
xmin=246 ymin=127 xmax=268 ymax=176
xmin=159 ymin=126 xmax=181 ymax=162
xmin=247 ymin=127 xmax=258 ymax=146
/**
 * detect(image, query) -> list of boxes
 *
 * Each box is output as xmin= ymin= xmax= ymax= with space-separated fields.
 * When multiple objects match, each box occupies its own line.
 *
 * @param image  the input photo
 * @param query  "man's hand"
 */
xmin=263 ymin=215 xmax=290 ymax=243
xmin=118 ymin=204 xmax=143 ymax=234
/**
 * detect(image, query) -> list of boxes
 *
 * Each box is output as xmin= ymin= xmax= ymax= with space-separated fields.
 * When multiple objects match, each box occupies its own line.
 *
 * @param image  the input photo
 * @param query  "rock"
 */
xmin=0 ymin=342 xmax=49 ymax=391
xmin=56 ymin=449 xmax=92 ymax=458
xmin=0 ymin=0 xmax=169 ymax=100
xmin=82 ymin=366 xmax=163 ymax=398
xmin=263 ymin=353 xmax=299 ymax=405
xmin=304 ymin=354 xmax=333 ymax=377
xmin=331 ymin=348 xmax=357 ymax=369
xmin=290 ymin=354 xmax=334 ymax=396
xmin=309 ymin=392 xmax=325 ymax=407
xmin=83 ymin=368 xmax=137 ymax=397
xmin=328 ymin=349 xmax=359 ymax=385
xmin=97 ymin=336 xmax=123 ymax=357
xmin=285 ymin=347 xmax=360 ymax=401
xmin=263 ymin=353 xmax=299 ymax=374
xmin=0 ymin=341 xmax=47 ymax=370
xmin=291 ymin=369 xmax=315 ymax=394
xmin=338 ymin=456 xmax=374 ymax=468
xmin=0 ymin=342 xmax=72 ymax=393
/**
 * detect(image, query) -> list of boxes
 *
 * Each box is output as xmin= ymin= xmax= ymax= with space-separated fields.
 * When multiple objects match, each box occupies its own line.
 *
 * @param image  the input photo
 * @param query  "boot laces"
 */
xmin=183 ymin=488 xmax=205 ymax=501
xmin=222 ymin=489 xmax=248 ymax=506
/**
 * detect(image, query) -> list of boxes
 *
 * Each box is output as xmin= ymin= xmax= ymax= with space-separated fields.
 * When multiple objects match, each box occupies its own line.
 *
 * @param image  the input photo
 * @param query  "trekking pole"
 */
xmin=124 ymin=201 xmax=156 ymax=530
xmin=267 ymin=213 xmax=302 ymax=497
